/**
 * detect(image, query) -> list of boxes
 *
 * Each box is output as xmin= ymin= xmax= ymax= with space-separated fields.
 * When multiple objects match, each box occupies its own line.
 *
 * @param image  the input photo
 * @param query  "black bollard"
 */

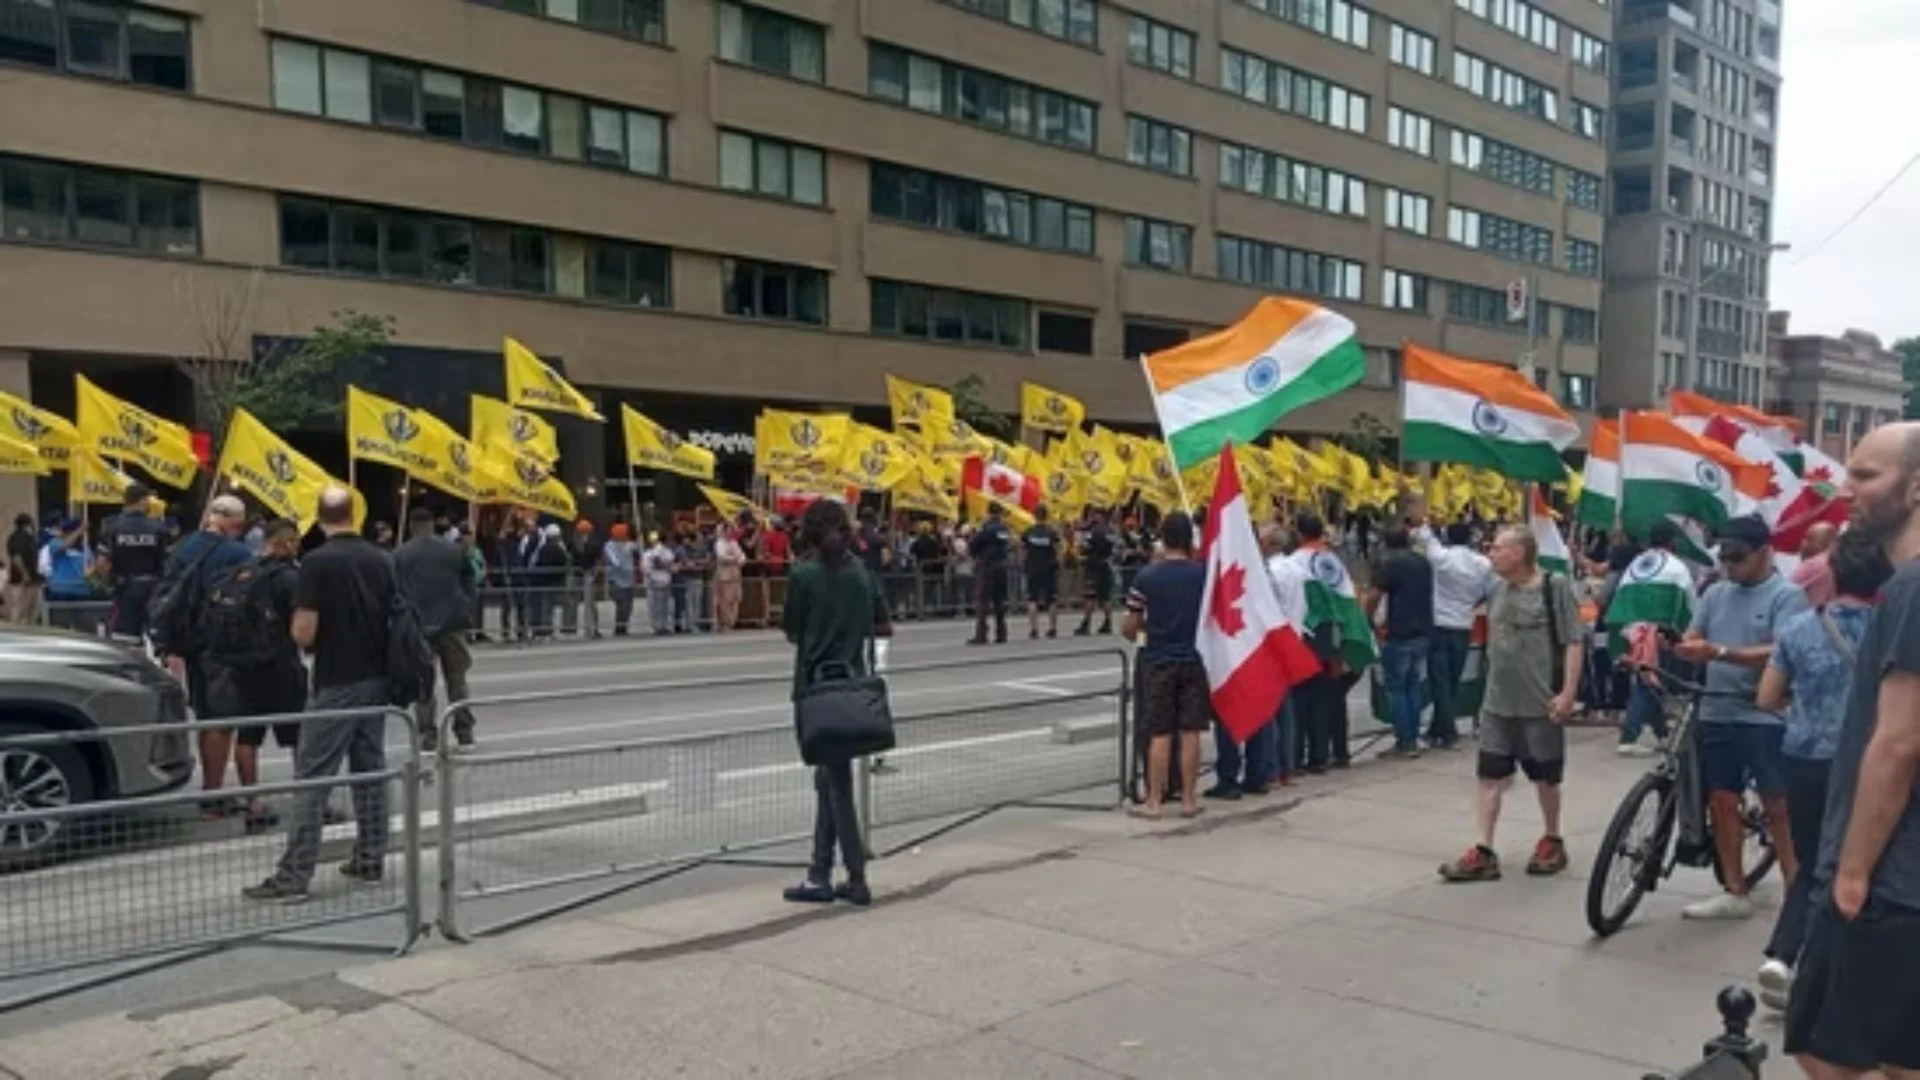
xmin=1701 ymin=986 xmax=1767 ymax=1078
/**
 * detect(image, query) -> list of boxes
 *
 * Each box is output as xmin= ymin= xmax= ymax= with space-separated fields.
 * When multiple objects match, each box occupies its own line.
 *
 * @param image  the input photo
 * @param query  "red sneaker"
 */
xmin=1439 ymin=845 xmax=1502 ymax=882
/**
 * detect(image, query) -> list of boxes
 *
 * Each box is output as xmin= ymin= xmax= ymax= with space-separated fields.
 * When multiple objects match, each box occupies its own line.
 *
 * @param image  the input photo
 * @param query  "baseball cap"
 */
xmin=1715 ymin=516 xmax=1772 ymax=553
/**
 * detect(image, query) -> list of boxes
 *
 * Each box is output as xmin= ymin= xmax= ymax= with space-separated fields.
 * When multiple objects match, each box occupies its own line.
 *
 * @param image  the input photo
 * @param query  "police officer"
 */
xmin=1075 ymin=510 xmax=1117 ymax=636
xmin=966 ymin=503 xmax=1012 ymax=646
xmin=101 ymin=482 xmax=167 ymax=644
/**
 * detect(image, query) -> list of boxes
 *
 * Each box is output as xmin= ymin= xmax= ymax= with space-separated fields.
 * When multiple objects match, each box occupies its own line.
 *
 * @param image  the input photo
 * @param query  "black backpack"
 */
xmin=202 ymin=562 xmax=292 ymax=671
xmin=147 ymin=542 xmax=220 ymax=657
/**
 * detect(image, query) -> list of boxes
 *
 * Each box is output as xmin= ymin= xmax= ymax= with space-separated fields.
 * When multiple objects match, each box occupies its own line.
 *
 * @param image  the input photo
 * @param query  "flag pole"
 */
xmin=1136 ymin=351 xmax=1193 ymax=516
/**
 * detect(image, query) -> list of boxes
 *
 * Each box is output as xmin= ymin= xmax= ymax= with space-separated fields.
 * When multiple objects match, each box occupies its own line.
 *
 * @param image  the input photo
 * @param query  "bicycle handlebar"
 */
xmin=1626 ymin=663 xmax=1757 ymax=701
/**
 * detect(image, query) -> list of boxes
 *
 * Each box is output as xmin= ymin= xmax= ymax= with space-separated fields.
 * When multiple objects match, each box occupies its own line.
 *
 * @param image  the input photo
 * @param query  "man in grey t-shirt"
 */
xmin=1440 ymin=526 xmax=1583 ymax=884
xmin=1674 ymin=515 xmax=1808 ymax=920
xmin=1785 ymin=421 xmax=1920 ymax=1076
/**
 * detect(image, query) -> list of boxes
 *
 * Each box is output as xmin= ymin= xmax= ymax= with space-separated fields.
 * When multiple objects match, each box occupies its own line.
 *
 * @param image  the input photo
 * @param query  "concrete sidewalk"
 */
xmin=0 ymin=730 xmax=1782 ymax=1080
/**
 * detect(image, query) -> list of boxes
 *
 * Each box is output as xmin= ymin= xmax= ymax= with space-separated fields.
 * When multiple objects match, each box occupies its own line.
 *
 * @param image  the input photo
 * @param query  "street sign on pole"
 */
xmin=1506 ymin=279 xmax=1529 ymax=323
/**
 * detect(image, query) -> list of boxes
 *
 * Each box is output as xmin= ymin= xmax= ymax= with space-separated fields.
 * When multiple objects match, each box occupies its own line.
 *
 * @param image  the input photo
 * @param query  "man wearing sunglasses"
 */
xmin=1674 ymin=515 xmax=1810 ymax=920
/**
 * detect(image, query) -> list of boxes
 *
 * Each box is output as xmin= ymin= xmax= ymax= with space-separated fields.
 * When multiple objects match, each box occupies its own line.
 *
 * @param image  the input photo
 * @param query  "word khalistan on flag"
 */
xmin=1401 ymin=344 xmax=1579 ymax=483
xmin=1197 ymin=444 xmax=1324 ymax=741
xmin=1529 ymin=489 xmax=1572 ymax=577
xmin=1140 ymin=298 xmax=1364 ymax=471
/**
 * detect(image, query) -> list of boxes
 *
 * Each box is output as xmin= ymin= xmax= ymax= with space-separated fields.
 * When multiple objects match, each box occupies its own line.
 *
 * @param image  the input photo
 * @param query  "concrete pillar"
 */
xmin=0 ymin=351 xmax=36 ymax=523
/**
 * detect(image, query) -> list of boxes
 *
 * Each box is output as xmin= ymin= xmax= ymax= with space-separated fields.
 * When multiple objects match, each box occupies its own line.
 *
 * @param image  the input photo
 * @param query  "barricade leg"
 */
xmin=437 ymin=704 xmax=463 ymax=942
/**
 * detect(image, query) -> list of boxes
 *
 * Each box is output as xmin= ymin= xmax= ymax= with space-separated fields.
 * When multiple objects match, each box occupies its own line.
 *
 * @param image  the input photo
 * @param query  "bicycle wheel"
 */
xmin=1712 ymin=790 xmax=1778 ymax=892
xmin=1587 ymin=770 xmax=1676 ymax=937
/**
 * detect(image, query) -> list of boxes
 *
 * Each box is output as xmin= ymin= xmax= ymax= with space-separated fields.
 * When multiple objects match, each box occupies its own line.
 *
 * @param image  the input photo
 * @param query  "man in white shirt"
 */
xmin=1266 ymin=523 xmax=1311 ymax=782
xmin=1416 ymin=518 xmax=1492 ymax=750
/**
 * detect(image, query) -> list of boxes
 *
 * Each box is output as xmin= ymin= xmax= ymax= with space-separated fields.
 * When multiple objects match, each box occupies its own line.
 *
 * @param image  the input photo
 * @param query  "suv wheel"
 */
xmin=0 ymin=722 xmax=95 ymax=872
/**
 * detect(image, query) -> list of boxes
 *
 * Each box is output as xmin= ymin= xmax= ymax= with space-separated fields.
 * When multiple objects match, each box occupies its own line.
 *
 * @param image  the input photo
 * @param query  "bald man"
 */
xmin=1785 ymin=422 xmax=1920 ymax=1079
xmin=1789 ymin=522 xmax=1840 ymax=605
xmin=245 ymin=487 xmax=402 ymax=904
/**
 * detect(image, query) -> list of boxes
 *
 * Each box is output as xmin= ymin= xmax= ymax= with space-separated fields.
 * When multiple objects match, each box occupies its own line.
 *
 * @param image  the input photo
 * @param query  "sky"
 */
xmin=1768 ymin=0 xmax=1920 ymax=344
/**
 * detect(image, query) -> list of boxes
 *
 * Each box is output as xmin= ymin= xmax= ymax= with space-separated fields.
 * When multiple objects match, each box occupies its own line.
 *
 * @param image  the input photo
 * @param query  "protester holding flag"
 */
xmin=1608 ymin=520 xmax=1692 ymax=755
xmin=1440 ymin=526 xmax=1583 ymax=883
xmin=1366 ymin=527 xmax=1436 ymax=759
xmin=1122 ymin=511 xmax=1208 ymax=820
xmin=1279 ymin=511 xmax=1372 ymax=773
xmin=1412 ymin=515 xmax=1493 ymax=750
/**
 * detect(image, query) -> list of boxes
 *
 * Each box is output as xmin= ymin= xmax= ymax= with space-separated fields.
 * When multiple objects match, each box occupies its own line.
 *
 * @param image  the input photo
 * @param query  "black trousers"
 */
xmin=974 ymin=566 xmax=1008 ymax=641
xmin=1295 ymin=674 xmax=1350 ymax=769
xmin=808 ymin=759 xmax=866 ymax=883
xmin=1766 ymin=755 xmax=1831 ymax=962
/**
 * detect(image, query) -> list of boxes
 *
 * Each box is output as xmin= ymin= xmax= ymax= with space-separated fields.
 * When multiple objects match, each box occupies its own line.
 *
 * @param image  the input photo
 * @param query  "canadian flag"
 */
xmin=1697 ymin=414 xmax=1849 ymax=558
xmin=772 ymin=485 xmax=858 ymax=519
xmin=961 ymin=455 xmax=1041 ymax=513
xmin=1198 ymin=444 xmax=1324 ymax=742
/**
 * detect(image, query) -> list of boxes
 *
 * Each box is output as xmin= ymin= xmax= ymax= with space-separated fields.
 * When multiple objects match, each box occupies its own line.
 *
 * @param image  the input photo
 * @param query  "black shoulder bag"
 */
xmin=1540 ymin=572 xmax=1568 ymax=696
xmin=794 ymin=639 xmax=896 ymax=766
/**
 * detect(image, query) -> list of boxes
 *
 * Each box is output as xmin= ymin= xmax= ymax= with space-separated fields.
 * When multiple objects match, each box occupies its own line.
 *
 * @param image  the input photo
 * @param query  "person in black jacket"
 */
xmin=395 ymin=507 xmax=478 ymax=750
xmin=206 ymin=518 xmax=306 ymax=832
xmin=966 ymin=504 xmax=1011 ymax=645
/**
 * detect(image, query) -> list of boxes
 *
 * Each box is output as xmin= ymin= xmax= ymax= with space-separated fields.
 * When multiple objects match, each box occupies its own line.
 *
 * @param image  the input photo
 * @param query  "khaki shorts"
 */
xmin=1478 ymin=713 xmax=1566 ymax=784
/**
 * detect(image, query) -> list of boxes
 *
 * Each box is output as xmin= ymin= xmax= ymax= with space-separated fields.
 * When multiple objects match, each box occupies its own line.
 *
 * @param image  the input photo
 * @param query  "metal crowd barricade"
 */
xmin=0 ymin=708 xmax=425 ymax=1010
xmin=37 ymin=598 xmax=113 ymax=636
xmin=434 ymin=648 xmax=1132 ymax=941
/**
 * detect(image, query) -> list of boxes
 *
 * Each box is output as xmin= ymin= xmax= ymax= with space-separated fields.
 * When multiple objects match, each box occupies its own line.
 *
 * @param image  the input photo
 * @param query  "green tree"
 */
xmin=176 ymin=275 xmax=394 ymax=444
xmin=1334 ymin=410 xmax=1393 ymax=463
xmin=1897 ymin=336 xmax=1920 ymax=419
xmin=948 ymin=373 xmax=1014 ymax=438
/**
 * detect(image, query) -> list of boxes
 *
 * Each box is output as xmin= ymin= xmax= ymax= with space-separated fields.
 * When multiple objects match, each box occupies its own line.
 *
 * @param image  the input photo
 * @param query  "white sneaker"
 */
xmin=1756 ymin=958 xmax=1793 ymax=1010
xmin=1682 ymin=892 xmax=1756 ymax=920
xmin=1617 ymin=743 xmax=1654 ymax=757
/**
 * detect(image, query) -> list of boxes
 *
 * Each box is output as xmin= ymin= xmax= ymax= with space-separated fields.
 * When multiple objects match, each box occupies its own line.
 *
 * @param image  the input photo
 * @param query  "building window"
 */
xmin=869 ymin=162 xmax=1094 ymax=254
xmin=0 ymin=0 xmax=190 ymax=89
xmin=587 ymin=239 xmax=672 ymax=307
xmin=1450 ymin=130 xmax=1556 ymax=195
xmin=270 ymin=39 xmax=668 ymax=176
xmin=1382 ymin=268 xmax=1429 ymax=312
xmin=946 ymin=0 xmax=1098 ymax=47
xmin=1217 ymin=235 xmax=1365 ymax=301
xmin=1233 ymin=0 xmax=1370 ymax=49
xmin=717 ymin=1 xmax=824 ymax=82
xmin=1388 ymin=23 xmax=1435 ymax=75
xmin=1454 ymin=0 xmax=1559 ymax=52
xmin=1571 ymin=29 xmax=1607 ymax=73
xmin=1036 ymin=309 xmax=1094 ymax=354
xmin=1125 ymin=116 xmax=1193 ymax=176
xmin=1218 ymin=143 xmax=1367 ymax=217
xmin=719 ymin=131 xmax=825 ymax=205
xmin=474 ymin=0 xmax=666 ymax=43
xmin=1123 ymin=320 xmax=1188 ymax=357
xmin=0 ymin=154 xmax=198 ymax=253
xmin=872 ymin=279 xmax=1030 ymax=350
xmin=1448 ymin=205 xmax=1553 ymax=264
xmin=1452 ymin=50 xmax=1558 ymax=123
xmin=1573 ymin=99 xmax=1605 ymax=140
xmin=1569 ymin=170 xmax=1602 ymax=212
xmin=869 ymin=45 xmax=1097 ymax=151
xmin=1221 ymin=46 xmax=1369 ymax=135
xmin=1447 ymin=282 xmax=1514 ymax=329
xmin=1127 ymin=15 xmax=1194 ymax=79
xmin=280 ymin=197 xmax=560 ymax=293
xmin=1384 ymin=188 xmax=1430 ymax=235
xmin=723 ymin=258 xmax=826 ymax=324
xmin=1562 ymin=307 xmax=1598 ymax=343
xmin=1566 ymin=237 xmax=1601 ymax=277
xmin=1124 ymin=216 xmax=1191 ymax=272
xmin=1822 ymin=403 xmax=1842 ymax=435
xmin=1386 ymin=106 xmax=1433 ymax=157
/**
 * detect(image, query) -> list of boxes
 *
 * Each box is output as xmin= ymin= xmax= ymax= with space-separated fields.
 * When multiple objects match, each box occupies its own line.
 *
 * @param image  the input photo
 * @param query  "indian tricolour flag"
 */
xmin=1604 ymin=547 xmax=1697 ymax=634
xmin=1620 ymin=410 xmax=1770 ymax=533
xmin=1282 ymin=542 xmax=1377 ymax=672
xmin=1576 ymin=419 xmax=1620 ymax=532
xmin=1530 ymin=489 xmax=1572 ymax=576
xmin=1401 ymin=344 xmax=1579 ymax=483
xmin=1140 ymin=298 xmax=1364 ymax=470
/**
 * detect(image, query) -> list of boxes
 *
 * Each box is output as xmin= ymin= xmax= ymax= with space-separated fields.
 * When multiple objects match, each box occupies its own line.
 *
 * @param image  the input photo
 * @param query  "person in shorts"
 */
xmin=1785 ymin=421 xmax=1920 ymax=1079
xmin=1441 ymin=526 xmax=1584 ymax=882
xmin=1673 ymin=515 xmax=1808 ymax=920
xmin=1122 ymin=512 xmax=1207 ymax=820
xmin=207 ymin=519 xmax=307 ymax=831
xmin=1021 ymin=505 xmax=1062 ymax=639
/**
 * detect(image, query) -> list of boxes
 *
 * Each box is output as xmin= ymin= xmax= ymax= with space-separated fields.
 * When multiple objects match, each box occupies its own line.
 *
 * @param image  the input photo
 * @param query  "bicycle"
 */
xmin=1585 ymin=665 xmax=1778 ymax=938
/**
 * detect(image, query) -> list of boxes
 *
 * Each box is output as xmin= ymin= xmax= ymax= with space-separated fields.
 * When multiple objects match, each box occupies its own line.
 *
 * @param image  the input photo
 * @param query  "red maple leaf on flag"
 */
xmin=988 ymin=471 xmax=1016 ymax=497
xmin=1210 ymin=562 xmax=1247 ymax=637
xmin=1806 ymin=464 xmax=1835 ymax=485
xmin=1763 ymin=479 xmax=1783 ymax=501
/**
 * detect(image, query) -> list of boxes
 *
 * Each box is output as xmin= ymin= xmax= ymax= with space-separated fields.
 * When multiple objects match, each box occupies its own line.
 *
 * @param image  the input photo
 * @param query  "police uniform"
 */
xmin=969 ymin=518 xmax=1012 ymax=643
xmin=101 ymin=508 xmax=166 ymax=640
xmin=1021 ymin=524 xmax=1061 ymax=609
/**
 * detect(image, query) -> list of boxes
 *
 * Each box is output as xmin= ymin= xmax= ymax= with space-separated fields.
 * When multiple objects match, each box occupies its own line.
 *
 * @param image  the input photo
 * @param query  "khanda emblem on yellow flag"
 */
xmin=384 ymin=407 xmax=420 ymax=444
xmin=264 ymin=448 xmax=299 ymax=487
xmin=448 ymin=440 xmax=472 ymax=475
xmin=791 ymin=416 xmax=823 ymax=451
xmin=515 ymin=456 xmax=548 ymax=488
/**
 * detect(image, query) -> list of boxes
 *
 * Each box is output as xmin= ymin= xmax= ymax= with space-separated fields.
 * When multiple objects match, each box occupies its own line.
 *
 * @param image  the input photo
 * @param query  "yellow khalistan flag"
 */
xmin=886 ymin=375 xmax=954 ymax=430
xmin=1020 ymin=382 xmax=1085 ymax=435
xmin=347 ymin=386 xmax=438 ymax=475
xmin=74 ymin=375 xmax=195 ymax=488
xmin=1064 ymin=427 xmax=1128 ymax=506
xmin=504 ymin=337 xmax=602 ymax=421
xmin=700 ymin=484 xmax=769 ymax=523
xmin=411 ymin=410 xmax=498 ymax=504
xmin=217 ymin=408 xmax=363 ymax=530
xmin=891 ymin=458 xmax=957 ymax=519
xmin=1040 ymin=464 xmax=1089 ymax=519
xmin=0 ymin=392 xmax=77 ymax=469
xmin=923 ymin=416 xmax=992 ymax=462
xmin=69 ymin=450 xmax=137 ymax=505
xmin=841 ymin=422 xmax=915 ymax=491
xmin=481 ymin=449 xmax=576 ymax=518
xmin=622 ymin=405 xmax=715 ymax=481
xmin=0 ymin=430 xmax=48 ymax=477
xmin=472 ymin=394 xmax=559 ymax=465
xmin=757 ymin=409 xmax=847 ymax=477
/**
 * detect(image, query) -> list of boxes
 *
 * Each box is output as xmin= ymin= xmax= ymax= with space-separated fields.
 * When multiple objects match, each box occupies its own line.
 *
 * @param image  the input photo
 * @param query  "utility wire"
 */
xmin=1788 ymin=149 xmax=1920 ymax=267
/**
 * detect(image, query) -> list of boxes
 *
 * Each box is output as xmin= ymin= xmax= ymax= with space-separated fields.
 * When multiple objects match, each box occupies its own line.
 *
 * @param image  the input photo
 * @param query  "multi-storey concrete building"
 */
xmin=0 ymin=0 xmax=1610 ymax=514
xmin=1767 ymin=313 xmax=1910 ymax=463
xmin=1598 ymin=0 xmax=1781 ymax=413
